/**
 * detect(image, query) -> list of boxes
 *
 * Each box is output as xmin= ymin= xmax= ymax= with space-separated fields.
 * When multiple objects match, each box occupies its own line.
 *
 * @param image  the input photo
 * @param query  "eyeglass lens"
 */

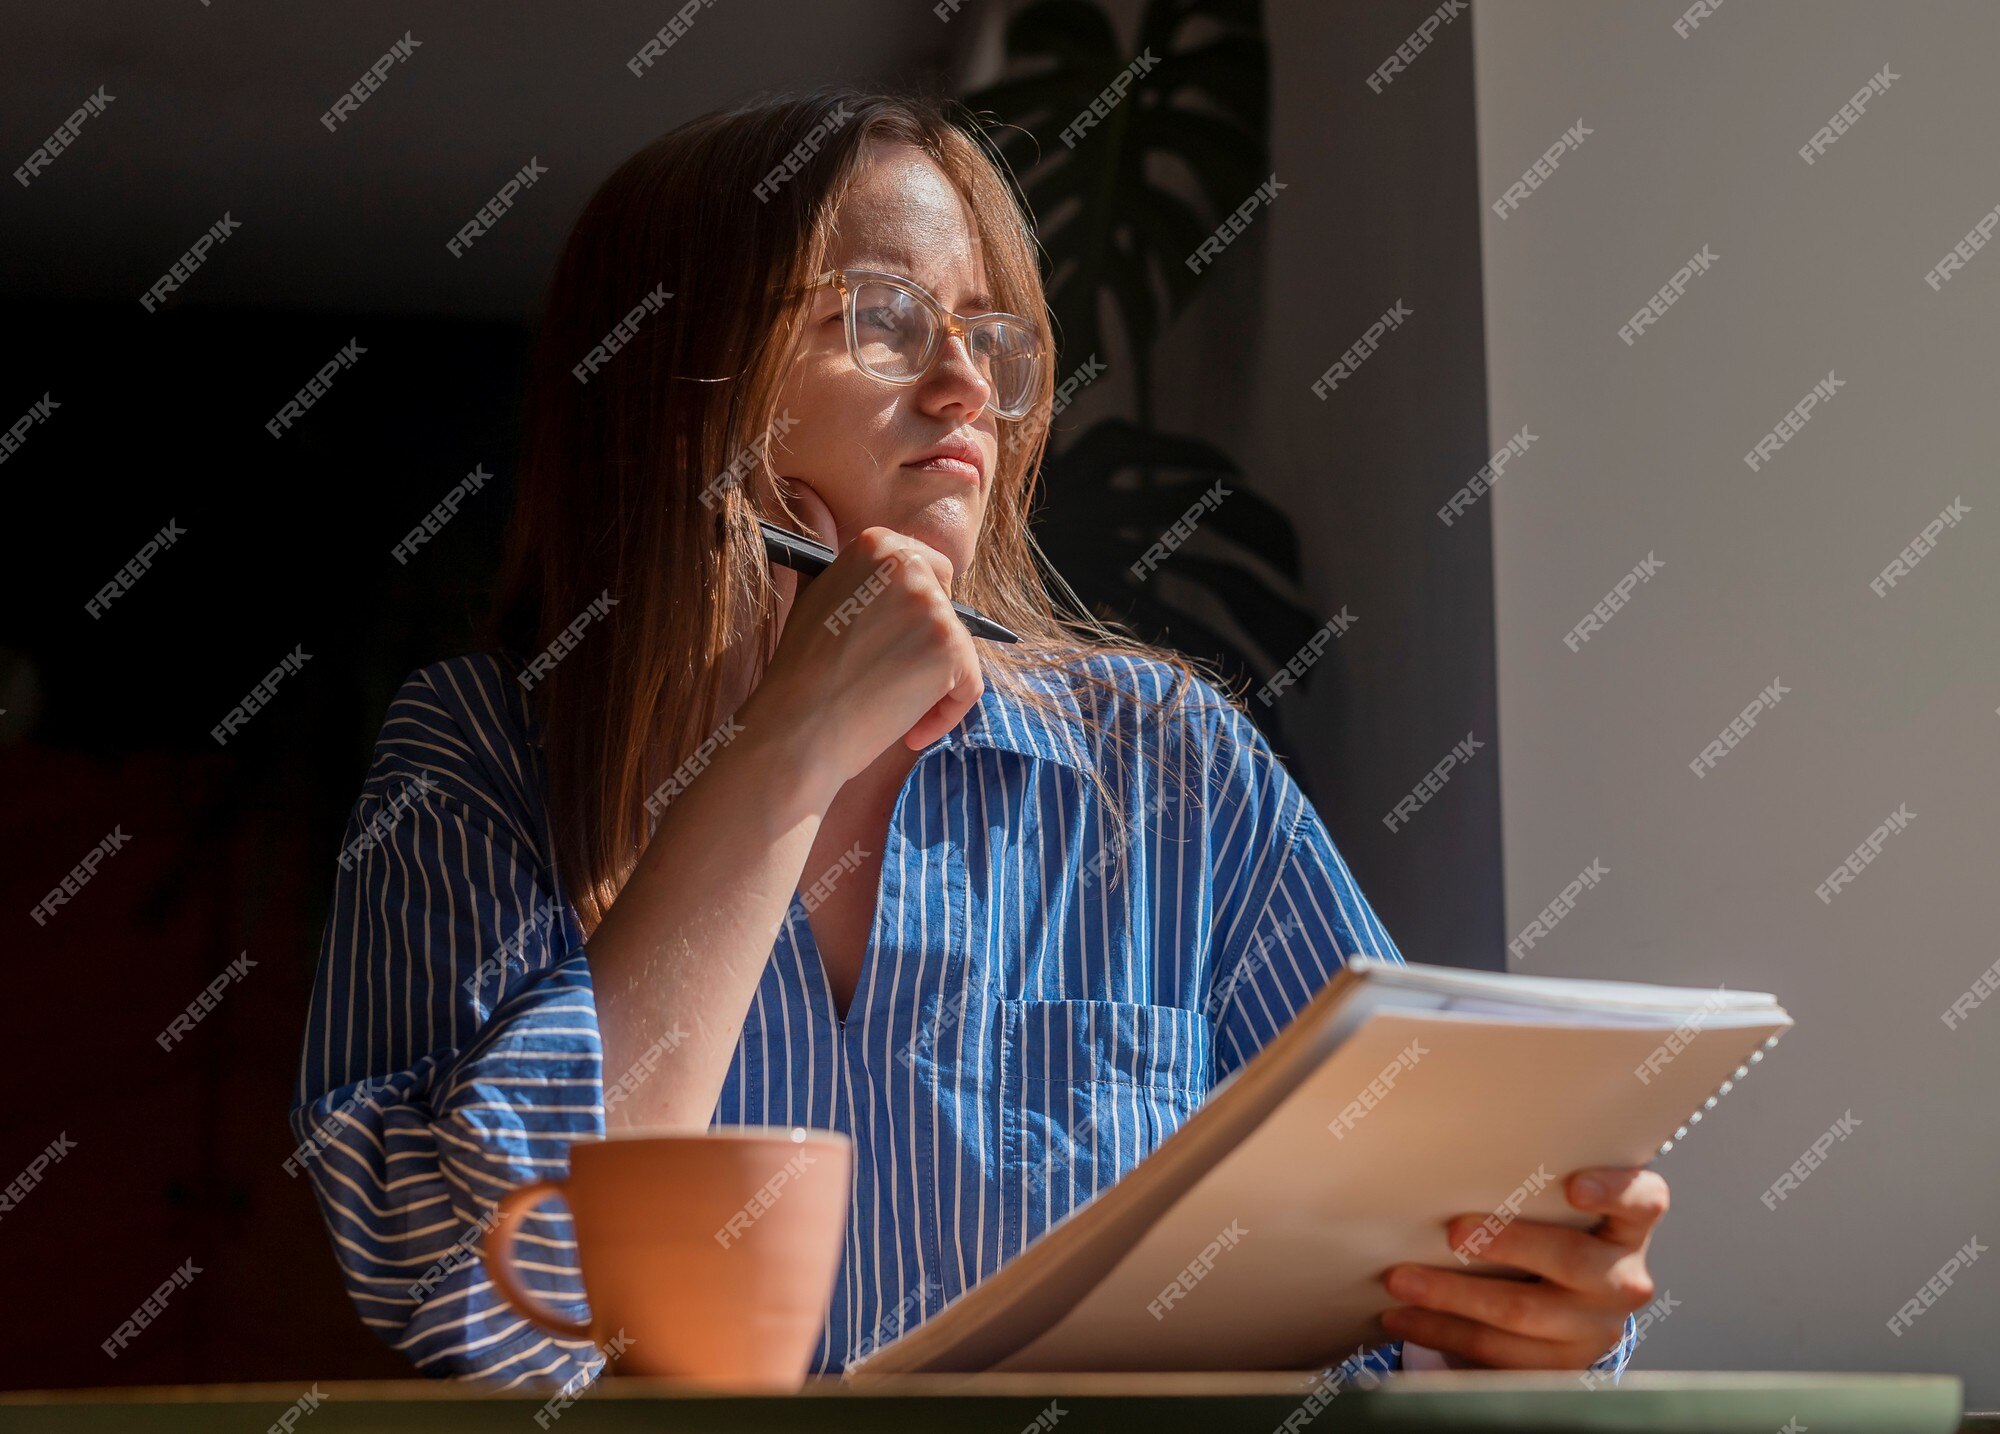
xmin=850 ymin=279 xmax=1040 ymax=416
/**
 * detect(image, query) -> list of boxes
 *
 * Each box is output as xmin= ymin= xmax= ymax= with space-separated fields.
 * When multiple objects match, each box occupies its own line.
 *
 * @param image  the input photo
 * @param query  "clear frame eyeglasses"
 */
xmin=805 ymin=268 xmax=1046 ymax=421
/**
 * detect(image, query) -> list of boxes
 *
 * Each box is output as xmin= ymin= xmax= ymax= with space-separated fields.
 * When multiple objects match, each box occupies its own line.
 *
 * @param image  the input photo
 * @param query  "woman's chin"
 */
xmin=827 ymin=502 xmax=977 ymax=573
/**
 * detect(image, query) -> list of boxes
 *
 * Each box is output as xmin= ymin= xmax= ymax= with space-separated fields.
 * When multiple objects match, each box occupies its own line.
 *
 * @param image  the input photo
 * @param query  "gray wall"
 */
xmin=1475 ymin=0 xmax=1999 ymax=1402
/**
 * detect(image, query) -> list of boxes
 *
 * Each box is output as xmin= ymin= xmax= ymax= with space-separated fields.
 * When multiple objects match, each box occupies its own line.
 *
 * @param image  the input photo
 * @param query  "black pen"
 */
xmin=758 ymin=518 xmax=1020 ymax=644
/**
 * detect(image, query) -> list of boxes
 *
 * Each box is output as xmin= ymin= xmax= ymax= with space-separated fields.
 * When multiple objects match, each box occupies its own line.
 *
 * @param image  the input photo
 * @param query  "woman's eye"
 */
xmin=856 ymin=304 xmax=917 ymax=334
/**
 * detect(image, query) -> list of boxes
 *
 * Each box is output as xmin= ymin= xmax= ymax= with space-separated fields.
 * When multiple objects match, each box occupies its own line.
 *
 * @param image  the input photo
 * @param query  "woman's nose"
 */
xmin=923 ymin=331 xmax=994 ymax=416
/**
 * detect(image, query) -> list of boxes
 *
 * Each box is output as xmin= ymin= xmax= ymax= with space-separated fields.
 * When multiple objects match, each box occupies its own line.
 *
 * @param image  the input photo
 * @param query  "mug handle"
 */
xmin=481 ymin=1179 xmax=593 ymax=1339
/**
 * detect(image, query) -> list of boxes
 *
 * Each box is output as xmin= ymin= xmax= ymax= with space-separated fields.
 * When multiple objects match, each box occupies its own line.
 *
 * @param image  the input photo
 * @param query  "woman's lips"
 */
xmin=902 ymin=456 xmax=982 ymax=483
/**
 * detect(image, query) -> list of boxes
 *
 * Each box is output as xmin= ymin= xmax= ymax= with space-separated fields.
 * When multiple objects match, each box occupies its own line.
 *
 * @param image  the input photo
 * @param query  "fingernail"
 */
xmin=1389 ymin=1267 xmax=1428 ymax=1299
xmin=1575 ymin=1175 xmax=1605 ymax=1201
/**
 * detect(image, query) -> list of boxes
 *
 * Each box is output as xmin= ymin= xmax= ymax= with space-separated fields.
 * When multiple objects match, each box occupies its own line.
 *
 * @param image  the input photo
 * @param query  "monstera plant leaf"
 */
xmin=1034 ymin=417 xmax=1329 ymax=739
xmin=959 ymin=0 xmax=1327 ymax=748
xmin=962 ymin=0 xmax=1269 ymax=419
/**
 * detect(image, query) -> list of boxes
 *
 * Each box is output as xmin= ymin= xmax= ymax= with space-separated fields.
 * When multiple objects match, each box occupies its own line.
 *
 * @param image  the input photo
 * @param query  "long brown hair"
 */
xmin=491 ymin=86 xmax=1230 ymax=935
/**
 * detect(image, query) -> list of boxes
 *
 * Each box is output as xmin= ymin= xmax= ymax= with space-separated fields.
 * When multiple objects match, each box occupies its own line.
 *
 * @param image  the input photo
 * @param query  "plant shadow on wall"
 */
xmin=958 ymin=0 xmax=1325 ymax=762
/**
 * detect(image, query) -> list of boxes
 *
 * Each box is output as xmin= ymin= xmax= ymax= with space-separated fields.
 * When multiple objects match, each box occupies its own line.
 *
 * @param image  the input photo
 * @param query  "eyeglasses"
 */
xmin=806 ymin=268 xmax=1045 ymax=421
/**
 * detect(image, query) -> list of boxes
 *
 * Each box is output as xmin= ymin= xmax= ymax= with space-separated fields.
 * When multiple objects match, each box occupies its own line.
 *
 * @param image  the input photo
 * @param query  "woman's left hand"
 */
xmin=1377 ymin=1167 xmax=1668 ymax=1369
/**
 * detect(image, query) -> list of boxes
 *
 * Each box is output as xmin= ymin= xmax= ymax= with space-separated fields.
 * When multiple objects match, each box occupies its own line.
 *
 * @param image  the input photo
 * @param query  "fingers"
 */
xmin=1381 ymin=1169 xmax=1667 ymax=1370
xmin=1379 ymin=1305 xmax=1609 ymax=1371
xmin=892 ymin=538 xmax=980 ymax=749
xmin=1566 ymin=1167 xmax=1670 ymax=1249
xmin=1383 ymin=1266 xmax=1615 ymax=1346
xmin=1443 ymin=1213 xmax=1618 ymax=1293
xmin=903 ymin=655 xmax=985 ymax=750
xmin=896 ymin=530 xmax=955 ymax=596
xmin=805 ymin=527 xmax=975 ymax=750
xmin=763 ymin=515 xmax=981 ymax=757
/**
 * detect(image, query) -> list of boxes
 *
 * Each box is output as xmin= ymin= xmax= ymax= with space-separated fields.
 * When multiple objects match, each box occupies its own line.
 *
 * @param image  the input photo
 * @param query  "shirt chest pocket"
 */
xmin=996 ymin=998 xmax=1210 ymax=1259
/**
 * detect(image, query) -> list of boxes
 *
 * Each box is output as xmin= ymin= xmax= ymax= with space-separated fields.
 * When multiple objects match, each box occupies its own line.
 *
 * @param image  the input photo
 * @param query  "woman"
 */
xmin=290 ymin=88 xmax=1663 ymax=1390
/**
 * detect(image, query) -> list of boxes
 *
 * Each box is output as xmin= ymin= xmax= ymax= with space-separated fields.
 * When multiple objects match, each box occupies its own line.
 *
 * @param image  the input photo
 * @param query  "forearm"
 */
xmin=584 ymin=712 xmax=837 ymax=1130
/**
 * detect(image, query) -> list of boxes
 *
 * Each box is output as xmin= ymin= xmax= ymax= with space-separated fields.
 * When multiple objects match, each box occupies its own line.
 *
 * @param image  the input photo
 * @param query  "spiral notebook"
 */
xmin=844 ymin=957 xmax=1791 ymax=1377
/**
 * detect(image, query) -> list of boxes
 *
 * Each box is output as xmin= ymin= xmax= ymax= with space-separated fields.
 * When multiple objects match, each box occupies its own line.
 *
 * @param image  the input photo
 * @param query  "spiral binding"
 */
xmin=1657 ymin=1029 xmax=1786 ymax=1155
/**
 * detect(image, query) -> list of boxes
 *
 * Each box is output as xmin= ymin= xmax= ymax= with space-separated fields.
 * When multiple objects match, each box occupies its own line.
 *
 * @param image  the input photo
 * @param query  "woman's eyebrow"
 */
xmin=850 ymin=255 xmax=993 ymax=311
xmin=935 ymin=283 xmax=996 ymax=312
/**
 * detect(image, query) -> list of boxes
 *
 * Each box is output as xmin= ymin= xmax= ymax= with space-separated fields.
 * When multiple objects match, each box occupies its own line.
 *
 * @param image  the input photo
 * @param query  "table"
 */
xmin=0 ymin=1370 xmax=1975 ymax=1433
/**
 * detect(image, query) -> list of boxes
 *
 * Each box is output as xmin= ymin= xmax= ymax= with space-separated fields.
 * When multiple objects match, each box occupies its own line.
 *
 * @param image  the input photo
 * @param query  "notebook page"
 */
xmin=994 ymin=1004 xmax=1787 ymax=1371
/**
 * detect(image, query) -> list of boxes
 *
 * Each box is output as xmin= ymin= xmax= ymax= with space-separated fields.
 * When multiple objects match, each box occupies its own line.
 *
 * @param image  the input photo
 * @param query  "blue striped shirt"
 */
xmin=289 ymin=649 xmax=1634 ymax=1389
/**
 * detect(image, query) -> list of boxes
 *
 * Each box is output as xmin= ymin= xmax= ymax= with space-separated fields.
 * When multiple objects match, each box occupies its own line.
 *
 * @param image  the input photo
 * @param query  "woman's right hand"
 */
xmin=740 ymin=478 xmax=985 ymax=794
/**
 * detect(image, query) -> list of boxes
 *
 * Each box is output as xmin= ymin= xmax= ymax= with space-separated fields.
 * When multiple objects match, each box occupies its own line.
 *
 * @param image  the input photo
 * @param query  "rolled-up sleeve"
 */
xmin=1581 ymin=1317 xmax=1640 ymax=1382
xmin=289 ymin=670 xmax=607 ymax=1389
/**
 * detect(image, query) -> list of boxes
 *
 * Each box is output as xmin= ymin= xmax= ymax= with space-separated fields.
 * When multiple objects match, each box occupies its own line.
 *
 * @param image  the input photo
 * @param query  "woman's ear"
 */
xmin=772 ymin=474 xmax=841 ymax=552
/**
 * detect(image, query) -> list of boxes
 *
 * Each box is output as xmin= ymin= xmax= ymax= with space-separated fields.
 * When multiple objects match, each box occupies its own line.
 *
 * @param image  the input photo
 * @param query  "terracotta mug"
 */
xmin=482 ymin=1125 xmax=851 ymax=1390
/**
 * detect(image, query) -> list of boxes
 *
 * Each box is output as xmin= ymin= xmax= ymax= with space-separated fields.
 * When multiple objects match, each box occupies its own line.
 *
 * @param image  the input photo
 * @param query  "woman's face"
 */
xmin=772 ymin=142 xmax=1001 ymax=585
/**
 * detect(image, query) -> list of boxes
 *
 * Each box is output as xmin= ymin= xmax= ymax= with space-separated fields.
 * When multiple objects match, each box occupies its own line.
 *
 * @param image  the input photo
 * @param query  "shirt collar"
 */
xmin=937 ymin=661 xmax=1095 ymax=774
